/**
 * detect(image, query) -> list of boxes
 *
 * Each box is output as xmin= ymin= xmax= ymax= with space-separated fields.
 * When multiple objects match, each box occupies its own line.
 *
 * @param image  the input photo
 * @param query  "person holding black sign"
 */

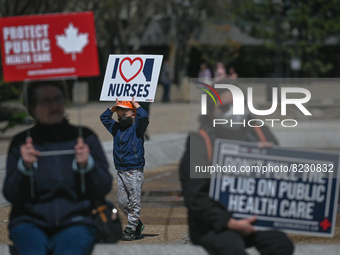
xmin=179 ymin=89 xmax=294 ymax=255
xmin=3 ymin=80 xmax=112 ymax=255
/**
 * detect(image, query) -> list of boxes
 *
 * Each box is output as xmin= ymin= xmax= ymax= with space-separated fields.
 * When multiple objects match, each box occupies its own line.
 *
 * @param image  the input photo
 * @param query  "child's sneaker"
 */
xmin=122 ymin=227 xmax=136 ymax=241
xmin=135 ymin=220 xmax=145 ymax=240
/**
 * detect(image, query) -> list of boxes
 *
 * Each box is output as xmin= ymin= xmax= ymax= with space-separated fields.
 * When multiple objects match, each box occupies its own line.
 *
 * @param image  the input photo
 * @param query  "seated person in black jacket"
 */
xmin=3 ymin=80 xmax=112 ymax=255
xmin=179 ymin=89 xmax=294 ymax=255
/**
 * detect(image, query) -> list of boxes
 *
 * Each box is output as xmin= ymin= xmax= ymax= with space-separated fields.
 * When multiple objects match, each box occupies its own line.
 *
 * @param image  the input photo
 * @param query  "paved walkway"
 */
xmin=0 ymin=102 xmax=192 ymax=155
xmin=1 ymin=101 xmax=340 ymax=201
xmin=2 ymin=101 xmax=340 ymax=154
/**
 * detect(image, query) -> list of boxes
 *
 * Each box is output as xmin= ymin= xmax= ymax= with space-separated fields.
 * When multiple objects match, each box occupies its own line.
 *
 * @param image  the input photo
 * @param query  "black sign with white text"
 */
xmin=209 ymin=139 xmax=340 ymax=237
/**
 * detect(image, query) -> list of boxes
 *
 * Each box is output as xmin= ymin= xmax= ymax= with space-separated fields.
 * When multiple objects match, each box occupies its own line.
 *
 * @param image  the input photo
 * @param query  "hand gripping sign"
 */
xmin=100 ymin=55 xmax=163 ymax=102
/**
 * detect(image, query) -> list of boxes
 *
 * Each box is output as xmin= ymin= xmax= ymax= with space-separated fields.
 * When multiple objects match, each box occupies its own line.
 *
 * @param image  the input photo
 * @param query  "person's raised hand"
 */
xmin=131 ymin=97 xmax=140 ymax=109
xmin=110 ymin=98 xmax=119 ymax=112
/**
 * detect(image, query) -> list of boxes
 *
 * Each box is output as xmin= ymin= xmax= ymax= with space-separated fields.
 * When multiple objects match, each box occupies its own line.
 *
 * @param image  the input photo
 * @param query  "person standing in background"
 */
xmin=160 ymin=60 xmax=172 ymax=102
xmin=138 ymin=102 xmax=151 ymax=140
xmin=228 ymin=66 xmax=238 ymax=79
xmin=199 ymin=63 xmax=212 ymax=80
xmin=214 ymin=62 xmax=227 ymax=83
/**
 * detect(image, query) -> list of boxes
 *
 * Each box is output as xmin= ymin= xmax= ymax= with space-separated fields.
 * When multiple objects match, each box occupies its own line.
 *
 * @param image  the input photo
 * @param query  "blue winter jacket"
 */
xmin=100 ymin=107 xmax=149 ymax=170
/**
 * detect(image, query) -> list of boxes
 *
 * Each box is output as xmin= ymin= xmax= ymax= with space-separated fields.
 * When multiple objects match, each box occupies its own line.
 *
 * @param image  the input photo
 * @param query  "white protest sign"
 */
xmin=100 ymin=54 xmax=163 ymax=102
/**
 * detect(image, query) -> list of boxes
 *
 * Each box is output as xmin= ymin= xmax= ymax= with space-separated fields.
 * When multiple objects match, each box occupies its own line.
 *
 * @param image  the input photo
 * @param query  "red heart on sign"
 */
xmin=119 ymin=57 xmax=143 ymax=83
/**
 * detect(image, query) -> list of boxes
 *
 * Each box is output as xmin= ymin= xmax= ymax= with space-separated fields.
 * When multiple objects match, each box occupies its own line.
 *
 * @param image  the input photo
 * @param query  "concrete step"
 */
xmin=0 ymin=243 xmax=339 ymax=255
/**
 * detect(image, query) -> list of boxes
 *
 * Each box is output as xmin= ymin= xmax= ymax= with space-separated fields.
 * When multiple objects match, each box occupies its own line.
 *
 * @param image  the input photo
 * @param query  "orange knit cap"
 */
xmin=111 ymin=101 xmax=136 ymax=112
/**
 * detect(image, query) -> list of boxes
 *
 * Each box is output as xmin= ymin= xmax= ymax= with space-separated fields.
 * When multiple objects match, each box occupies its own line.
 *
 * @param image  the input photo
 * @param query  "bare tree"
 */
xmin=0 ymin=0 xmax=69 ymax=17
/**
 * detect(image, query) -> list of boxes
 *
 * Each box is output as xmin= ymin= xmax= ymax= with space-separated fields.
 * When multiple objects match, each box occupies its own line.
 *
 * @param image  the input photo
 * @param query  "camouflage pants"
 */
xmin=117 ymin=169 xmax=144 ymax=231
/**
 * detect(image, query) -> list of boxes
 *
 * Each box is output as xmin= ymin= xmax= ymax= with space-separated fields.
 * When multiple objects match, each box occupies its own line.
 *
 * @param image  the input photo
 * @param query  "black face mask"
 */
xmin=118 ymin=116 xmax=133 ymax=127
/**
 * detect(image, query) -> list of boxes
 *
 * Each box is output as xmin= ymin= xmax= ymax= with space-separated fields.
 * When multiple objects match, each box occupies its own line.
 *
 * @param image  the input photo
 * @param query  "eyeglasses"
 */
xmin=36 ymin=96 xmax=65 ymax=106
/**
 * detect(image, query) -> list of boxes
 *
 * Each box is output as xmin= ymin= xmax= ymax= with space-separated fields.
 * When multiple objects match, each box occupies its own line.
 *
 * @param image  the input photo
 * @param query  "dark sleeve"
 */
xmin=245 ymin=116 xmax=280 ymax=145
xmin=259 ymin=124 xmax=279 ymax=145
xmin=83 ymin=129 xmax=112 ymax=200
xmin=179 ymin=134 xmax=233 ymax=232
xmin=100 ymin=108 xmax=116 ymax=136
xmin=3 ymin=134 xmax=32 ymax=205
xmin=135 ymin=107 xmax=149 ymax=136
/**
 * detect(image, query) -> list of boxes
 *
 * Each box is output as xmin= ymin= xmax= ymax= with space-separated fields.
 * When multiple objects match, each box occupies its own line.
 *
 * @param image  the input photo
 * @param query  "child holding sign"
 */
xmin=100 ymin=98 xmax=149 ymax=241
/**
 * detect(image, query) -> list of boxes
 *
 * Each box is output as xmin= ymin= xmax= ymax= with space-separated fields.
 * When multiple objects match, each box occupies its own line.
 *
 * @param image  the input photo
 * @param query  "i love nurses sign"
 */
xmin=0 ymin=12 xmax=99 ymax=82
xmin=100 ymin=55 xmax=163 ymax=102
